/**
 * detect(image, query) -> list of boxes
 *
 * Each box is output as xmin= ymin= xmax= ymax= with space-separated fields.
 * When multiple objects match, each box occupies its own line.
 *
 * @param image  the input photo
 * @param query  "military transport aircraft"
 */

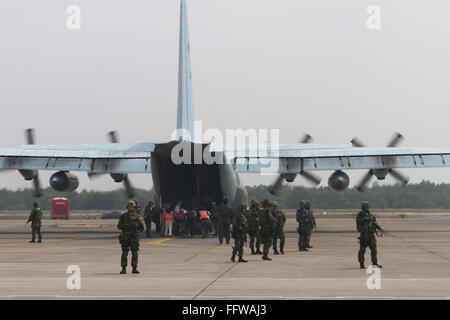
xmin=2 ymin=0 xmax=450 ymax=210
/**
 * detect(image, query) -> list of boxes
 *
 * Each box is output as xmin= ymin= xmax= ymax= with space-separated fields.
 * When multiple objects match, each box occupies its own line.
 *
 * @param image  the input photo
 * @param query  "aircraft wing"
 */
xmin=0 ymin=143 xmax=155 ymax=174
xmin=216 ymin=143 xmax=450 ymax=174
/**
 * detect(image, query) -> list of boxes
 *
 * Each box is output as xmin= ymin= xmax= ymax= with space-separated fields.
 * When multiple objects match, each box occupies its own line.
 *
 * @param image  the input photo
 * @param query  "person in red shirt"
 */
xmin=174 ymin=201 xmax=186 ymax=236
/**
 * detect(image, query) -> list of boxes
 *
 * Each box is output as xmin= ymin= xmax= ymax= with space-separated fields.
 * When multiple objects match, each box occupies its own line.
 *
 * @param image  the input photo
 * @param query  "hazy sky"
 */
xmin=0 ymin=0 xmax=450 ymax=191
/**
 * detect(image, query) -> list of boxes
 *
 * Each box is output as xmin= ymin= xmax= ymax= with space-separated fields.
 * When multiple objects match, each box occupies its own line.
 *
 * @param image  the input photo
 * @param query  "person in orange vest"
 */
xmin=161 ymin=204 xmax=174 ymax=237
xmin=199 ymin=209 xmax=211 ymax=238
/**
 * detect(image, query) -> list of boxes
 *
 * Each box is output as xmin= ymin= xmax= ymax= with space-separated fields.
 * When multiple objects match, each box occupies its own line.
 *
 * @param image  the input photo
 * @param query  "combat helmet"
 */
xmin=361 ymin=201 xmax=370 ymax=209
xmin=238 ymin=203 xmax=247 ymax=211
xmin=33 ymin=202 xmax=39 ymax=208
xmin=126 ymin=200 xmax=137 ymax=208
xmin=261 ymin=198 xmax=270 ymax=207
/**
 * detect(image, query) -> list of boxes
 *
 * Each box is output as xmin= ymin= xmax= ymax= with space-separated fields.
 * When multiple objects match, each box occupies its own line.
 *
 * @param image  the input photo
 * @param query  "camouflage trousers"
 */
xmin=232 ymin=236 xmax=245 ymax=258
xmin=305 ymin=228 xmax=312 ymax=247
xmin=260 ymin=232 xmax=273 ymax=256
xmin=31 ymin=226 xmax=42 ymax=241
xmin=218 ymin=223 xmax=230 ymax=244
xmin=120 ymin=235 xmax=140 ymax=268
xmin=297 ymin=226 xmax=309 ymax=249
xmin=273 ymin=231 xmax=285 ymax=252
xmin=358 ymin=234 xmax=377 ymax=265
xmin=248 ymin=230 xmax=261 ymax=251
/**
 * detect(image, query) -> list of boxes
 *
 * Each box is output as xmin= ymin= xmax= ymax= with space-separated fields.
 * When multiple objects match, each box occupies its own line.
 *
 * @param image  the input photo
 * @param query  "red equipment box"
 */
xmin=51 ymin=197 xmax=70 ymax=220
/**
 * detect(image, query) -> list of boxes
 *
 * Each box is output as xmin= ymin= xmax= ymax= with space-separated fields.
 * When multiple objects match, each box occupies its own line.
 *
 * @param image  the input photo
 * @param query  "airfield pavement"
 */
xmin=0 ymin=212 xmax=450 ymax=300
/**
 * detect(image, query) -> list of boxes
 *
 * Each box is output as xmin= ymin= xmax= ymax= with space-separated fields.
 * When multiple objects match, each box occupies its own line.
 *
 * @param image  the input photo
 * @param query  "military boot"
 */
xmin=274 ymin=249 xmax=280 ymax=255
xmin=37 ymin=239 xmax=42 ymax=243
xmin=262 ymin=255 xmax=272 ymax=261
xmin=251 ymin=248 xmax=256 ymax=255
xmin=360 ymin=264 xmax=365 ymax=269
xmin=256 ymin=248 xmax=262 ymax=255
xmin=132 ymin=268 xmax=140 ymax=274
xmin=29 ymin=240 xmax=35 ymax=243
xmin=120 ymin=267 xmax=127 ymax=274
xmin=238 ymin=257 xmax=248 ymax=263
xmin=280 ymin=250 xmax=285 ymax=254
xmin=231 ymin=254 xmax=236 ymax=263
xmin=303 ymin=247 xmax=309 ymax=251
xmin=373 ymin=264 xmax=382 ymax=268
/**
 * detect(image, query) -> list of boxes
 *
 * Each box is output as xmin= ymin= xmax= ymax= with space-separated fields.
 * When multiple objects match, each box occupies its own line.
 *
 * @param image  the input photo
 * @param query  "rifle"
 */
xmin=368 ymin=217 xmax=384 ymax=237
xmin=272 ymin=210 xmax=282 ymax=236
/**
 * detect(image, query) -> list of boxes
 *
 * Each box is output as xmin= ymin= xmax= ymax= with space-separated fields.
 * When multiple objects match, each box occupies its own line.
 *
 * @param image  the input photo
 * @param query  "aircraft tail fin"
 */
xmin=176 ymin=0 xmax=194 ymax=141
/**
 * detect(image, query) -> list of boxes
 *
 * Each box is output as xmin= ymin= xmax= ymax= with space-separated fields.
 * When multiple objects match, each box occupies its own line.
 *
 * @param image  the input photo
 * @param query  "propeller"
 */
xmin=25 ymin=129 xmax=42 ymax=198
xmin=352 ymin=132 xmax=409 ymax=192
xmin=88 ymin=131 xmax=135 ymax=198
xmin=269 ymin=133 xmax=321 ymax=195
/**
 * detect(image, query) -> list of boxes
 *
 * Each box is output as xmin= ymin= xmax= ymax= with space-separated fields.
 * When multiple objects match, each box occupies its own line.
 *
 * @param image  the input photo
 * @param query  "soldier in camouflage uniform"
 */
xmin=305 ymin=201 xmax=316 ymax=248
xmin=216 ymin=198 xmax=233 ymax=244
xmin=259 ymin=198 xmax=274 ymax=261
xmin=231 ymin=203 xmax=248 ymax=263
xmin=271 ymin=201 xmax=286 ymax=255
xmin=296 ymin=201 xmax=309 ymax=251
xmin=27 ymin=202 xmax=43 ymax=243
xmin=117 ymin=200 xmax=146 ymax=274
xmin=356 ymin=201 xmax=382 ymax=269
xmin=246 ymin=200 xmax=262 ymax=255
xmin=210 ymin=201 xmax=218 ymax=236
xmin=144 ymin=201 xmax=154 ymax=238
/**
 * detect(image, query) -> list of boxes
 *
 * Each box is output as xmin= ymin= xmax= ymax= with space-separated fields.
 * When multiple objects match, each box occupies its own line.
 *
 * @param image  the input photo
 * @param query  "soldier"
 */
xmin=259 ymin=198 xmax=274 ymax=261
xmin=231 ymin=203 xmax=248 ymax=263
xmin=185 ymin=206 xmax=197 ymax=238
xmin=305 ymin=200 xmax=316 ymax=248
xmin=271 ymin=201 xmax=286 ymax=255
xmin=144 ymin=201 xmax=154 ymax=238
xmin=117 ymin=200 xmax=146 ymax=274
xmin=356 ymin=201 xmax=383 ymax=269
xmin=296 ymin=201 xmax=309 ymax=251
xmin=216 ymin=198 xmax=233 ymax=244
xmin=134 ymin=199 xmax=142 ymax=216
xmin=246 ymin=200 xmax=262 ymax=255
xmin=27 ymin=202 xmax=43 ymax=243
xmin=210 ymin=201 xmax=218 ymax=236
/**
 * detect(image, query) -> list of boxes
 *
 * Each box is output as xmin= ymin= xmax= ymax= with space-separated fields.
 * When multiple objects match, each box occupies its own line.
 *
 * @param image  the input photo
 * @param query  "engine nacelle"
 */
xmin=283 ymin=173 xmax=297 ymax=183
xmin=328 ymin=170 xmax=350 ymax=192
xmin=19 ymin=169 xmax=38 ymax=181
xmin=110 ymin=173 xmax=126 ymax=183
xmin=50 ymin=171 xmax=79 ymax=192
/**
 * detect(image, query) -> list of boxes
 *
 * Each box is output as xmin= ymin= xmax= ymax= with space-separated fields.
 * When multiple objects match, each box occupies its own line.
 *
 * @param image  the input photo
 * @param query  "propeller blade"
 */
xmin=300 ymin=133 xmax=313 ymax=144
xmin=299 ymin=171 xmax=321 ymax=186
xmin=351 ymin=138 xmax=366 ymax=148
xmin=123 ymin=176 xmax=136 ymax=199
xmin=389 ymin=169 xmax=409 ymax=185
xmin=356 ymin=170 xmax=374 ymax=192
xmin=25 ymin=128 xmax=35 ymax=145
xmin=108 ymin=131 xmax=119 ymax=143
xmin=269 ymin=175 xmax=284 ymax=195
xmin=32 ymin=175 xmax=42 ymax=198
xmin=386 ymin=132 xmax=403 ymax=148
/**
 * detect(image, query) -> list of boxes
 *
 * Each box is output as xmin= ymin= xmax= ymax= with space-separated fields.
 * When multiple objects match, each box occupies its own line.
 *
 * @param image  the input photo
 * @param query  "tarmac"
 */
xmin=1 ymin=212 xmax=450 ymax=300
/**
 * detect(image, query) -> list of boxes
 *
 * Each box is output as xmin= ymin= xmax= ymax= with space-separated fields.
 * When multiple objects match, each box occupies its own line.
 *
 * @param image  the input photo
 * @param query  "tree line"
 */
xmin=1 ymin=180 xmax=450 ymax=210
